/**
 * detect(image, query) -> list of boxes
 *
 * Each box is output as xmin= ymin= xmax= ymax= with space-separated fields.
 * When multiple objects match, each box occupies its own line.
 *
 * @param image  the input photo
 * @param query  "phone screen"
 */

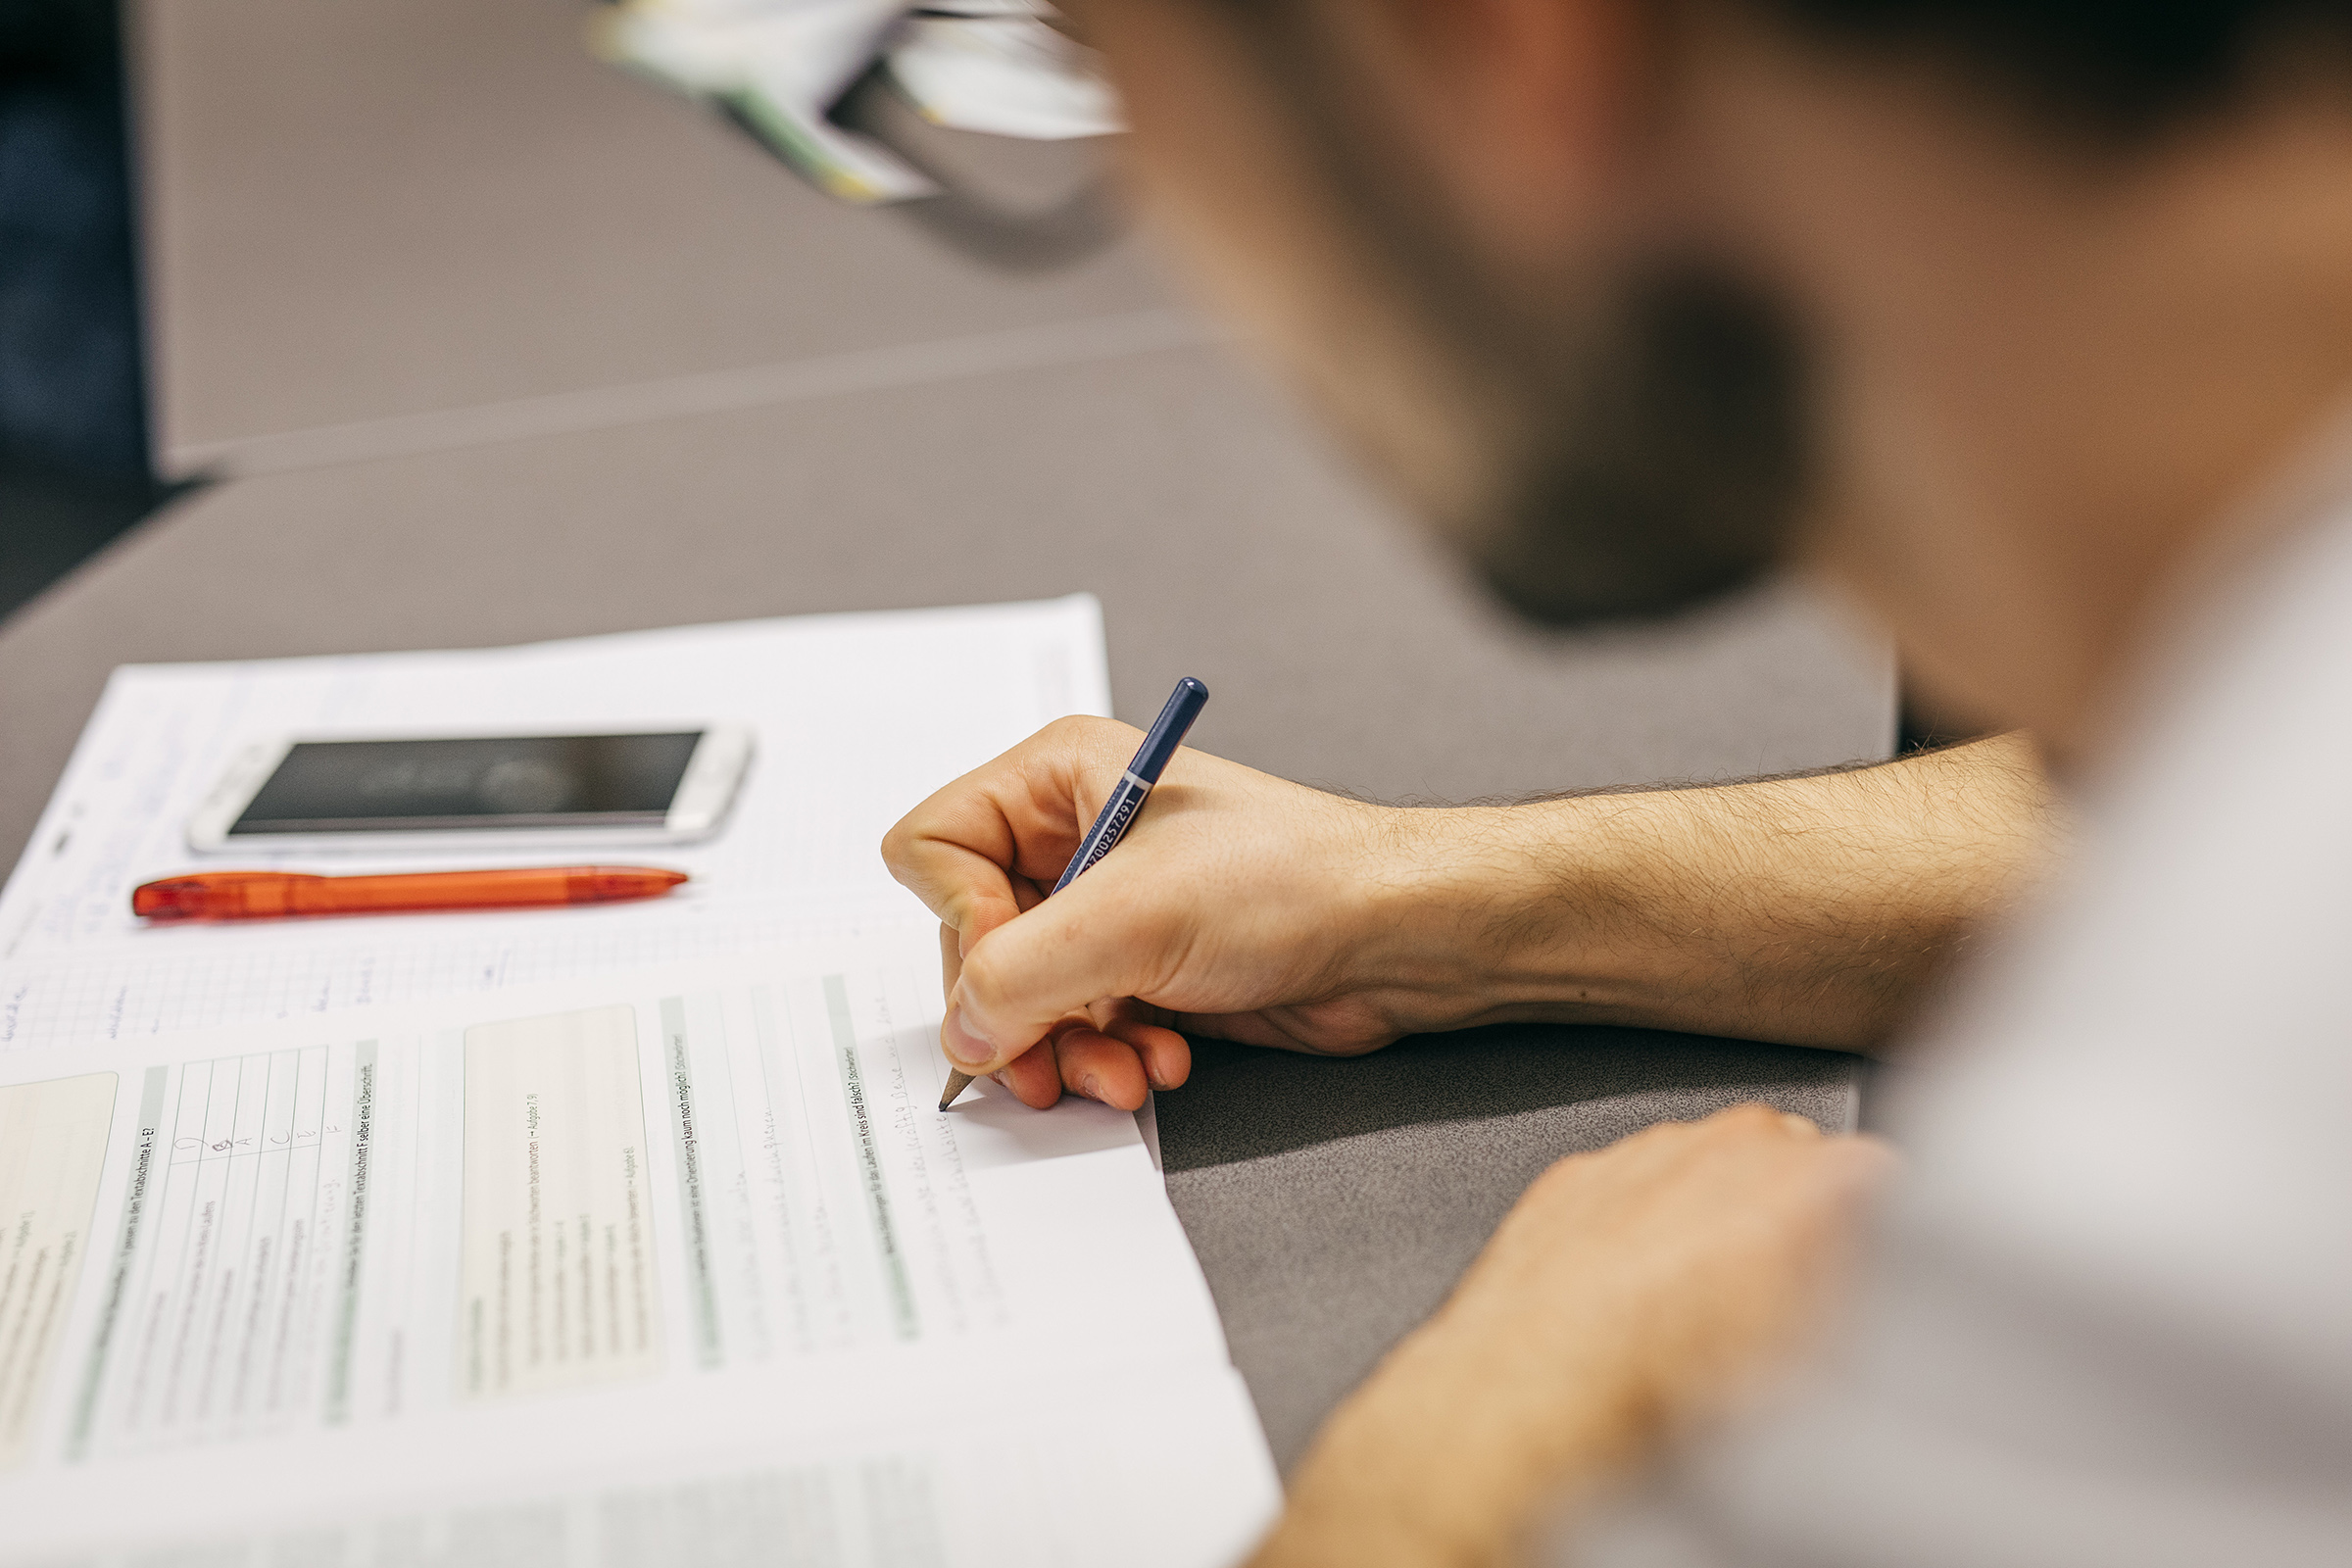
xmin=228 ymin=733 xmax=705 ymax=836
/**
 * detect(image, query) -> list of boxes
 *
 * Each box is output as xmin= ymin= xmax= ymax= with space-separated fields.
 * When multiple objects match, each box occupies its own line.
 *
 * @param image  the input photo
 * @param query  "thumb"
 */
xmin=934 ymin=869 xmax=1039 ymax=1014
xmin=941 ymin=873 xmax=1178 ymax=1073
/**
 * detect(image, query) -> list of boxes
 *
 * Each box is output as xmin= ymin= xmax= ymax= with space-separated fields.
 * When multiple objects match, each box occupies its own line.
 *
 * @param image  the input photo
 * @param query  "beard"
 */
xmin=1451 ymin=266 xmax=1810 ymax=626
xmin=1212 ymin=2 xmax=1815 ymax=629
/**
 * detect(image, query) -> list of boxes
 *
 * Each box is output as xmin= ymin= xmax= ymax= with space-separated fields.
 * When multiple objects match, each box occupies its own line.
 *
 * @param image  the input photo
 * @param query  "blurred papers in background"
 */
xmin=590 ymin=0 xmax=1120 ymax=206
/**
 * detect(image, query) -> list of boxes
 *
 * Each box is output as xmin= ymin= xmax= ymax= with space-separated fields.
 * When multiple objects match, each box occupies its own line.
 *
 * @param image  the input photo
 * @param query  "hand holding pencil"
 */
xmin=931 ymin=678 xmax=1208 ymax=1109
xmin=883 ymin=682 xmax=1504 ymax=1112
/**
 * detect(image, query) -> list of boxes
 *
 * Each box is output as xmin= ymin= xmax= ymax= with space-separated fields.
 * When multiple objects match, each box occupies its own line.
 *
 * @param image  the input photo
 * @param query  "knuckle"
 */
xmin=957 ymin=946 xmax=1008 ymax=1004
xmin=1044 ymin=713 xmax=1108 ymax=749
xmin=1050 ymin=711 xmax=1140 ymax=759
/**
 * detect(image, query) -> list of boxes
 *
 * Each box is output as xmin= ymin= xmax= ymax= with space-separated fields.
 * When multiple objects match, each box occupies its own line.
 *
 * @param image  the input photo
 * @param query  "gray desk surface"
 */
xmin=1 ymin=339 xmax=1886 ymax=1467
xmin=135 ymin=0 xmax=1183 ymax=477
xmin=89 ymin=0 xmax=1892 ymax=1476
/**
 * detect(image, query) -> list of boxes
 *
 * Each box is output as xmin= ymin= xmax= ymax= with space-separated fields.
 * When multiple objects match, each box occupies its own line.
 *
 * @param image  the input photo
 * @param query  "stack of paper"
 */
xmin=0 ymin=597 xmax=1281 ymax=1566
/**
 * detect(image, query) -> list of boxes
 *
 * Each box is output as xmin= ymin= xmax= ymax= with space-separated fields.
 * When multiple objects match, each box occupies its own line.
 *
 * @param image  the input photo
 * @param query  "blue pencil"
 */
xmin=940 ymin=676 xmax=1211 ymax=1109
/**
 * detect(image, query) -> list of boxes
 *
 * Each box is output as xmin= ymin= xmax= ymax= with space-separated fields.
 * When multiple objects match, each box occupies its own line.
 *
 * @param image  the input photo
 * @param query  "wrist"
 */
xmin=1257 ymin=1310 xmax=1648 ymax=1568
xmin=1348 ymin=800 xmax=1656 ymax=1028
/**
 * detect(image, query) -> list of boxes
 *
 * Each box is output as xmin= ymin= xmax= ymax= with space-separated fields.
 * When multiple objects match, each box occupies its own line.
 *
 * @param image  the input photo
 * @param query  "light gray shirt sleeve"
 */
xmin=1560 ymin=1218 xmax=2352 ymax=1568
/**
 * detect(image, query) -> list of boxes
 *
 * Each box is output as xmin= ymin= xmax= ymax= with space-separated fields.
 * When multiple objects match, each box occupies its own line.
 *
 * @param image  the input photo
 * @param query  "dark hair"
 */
xmin=1210 ymin=0 xmax=2352 ymax=132
xmin=1759 ymin=1 xmax=2352 ymax=129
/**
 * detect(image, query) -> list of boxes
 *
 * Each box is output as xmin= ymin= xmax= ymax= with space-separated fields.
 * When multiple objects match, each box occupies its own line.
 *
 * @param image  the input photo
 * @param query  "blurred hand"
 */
xmin=881 ymin=715 xmax=1510 ymax=1109
xmin=1252 ymin=1105 xmax=1895 ymax=1568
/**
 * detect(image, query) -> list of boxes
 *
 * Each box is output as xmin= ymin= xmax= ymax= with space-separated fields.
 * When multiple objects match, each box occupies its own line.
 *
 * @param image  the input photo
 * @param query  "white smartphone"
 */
xmin=184 ymin=726 xmax=755 ymax=855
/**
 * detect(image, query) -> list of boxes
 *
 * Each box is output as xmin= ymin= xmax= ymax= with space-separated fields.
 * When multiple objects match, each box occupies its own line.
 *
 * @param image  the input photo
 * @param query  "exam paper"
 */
xmin=0 ymin=596 xmax=1280 ymax=1563
xmin=0 ymin=933 xmax=1281 ymax=1565
xmin=0 ymin=596 xmax=1108 ymax=1046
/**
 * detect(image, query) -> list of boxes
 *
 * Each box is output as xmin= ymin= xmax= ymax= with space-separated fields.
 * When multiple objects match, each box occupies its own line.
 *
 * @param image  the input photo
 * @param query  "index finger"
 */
xmin=882 ymin=716 xmax=1140 ymax=952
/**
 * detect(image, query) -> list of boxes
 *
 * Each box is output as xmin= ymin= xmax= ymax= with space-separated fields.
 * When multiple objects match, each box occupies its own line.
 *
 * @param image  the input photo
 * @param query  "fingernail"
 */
xmin=943 ymin=1004 xmax=995 ymax=1066
xmin=1080 ymin=1072 xmax=1103 ymax=1102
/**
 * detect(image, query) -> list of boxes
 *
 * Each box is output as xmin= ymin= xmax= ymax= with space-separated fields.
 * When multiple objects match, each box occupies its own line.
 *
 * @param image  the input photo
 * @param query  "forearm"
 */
xmin=1368 ymin=734 xmax=2057 ymax=1052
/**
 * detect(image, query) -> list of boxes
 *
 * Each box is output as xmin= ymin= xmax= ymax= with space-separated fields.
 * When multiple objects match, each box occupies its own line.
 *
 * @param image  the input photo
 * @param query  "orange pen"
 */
xmin=131 ymin=866 xmax=689 ymax=921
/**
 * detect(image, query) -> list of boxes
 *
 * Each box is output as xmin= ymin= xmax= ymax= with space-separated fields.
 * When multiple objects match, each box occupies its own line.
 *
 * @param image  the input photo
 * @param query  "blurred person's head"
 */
xmin=1059 ymin=0 xmax=2352 ymax=753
